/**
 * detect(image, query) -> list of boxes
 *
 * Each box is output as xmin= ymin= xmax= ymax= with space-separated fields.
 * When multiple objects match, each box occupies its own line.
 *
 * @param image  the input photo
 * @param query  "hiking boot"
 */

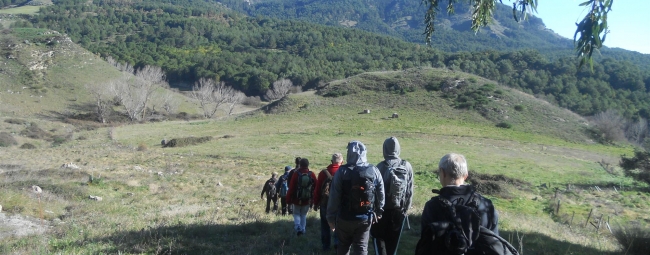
xmin=297 ymin=231 xmax=303 ymax=236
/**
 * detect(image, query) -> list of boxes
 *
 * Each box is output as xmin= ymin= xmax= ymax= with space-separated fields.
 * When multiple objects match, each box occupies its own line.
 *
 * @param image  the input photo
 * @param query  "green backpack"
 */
xmin=295 ymin=172 xmax=314 ymax=202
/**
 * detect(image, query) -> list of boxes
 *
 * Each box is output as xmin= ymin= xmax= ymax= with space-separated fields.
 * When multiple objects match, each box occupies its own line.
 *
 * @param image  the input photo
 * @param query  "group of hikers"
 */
xmin=260 ymin=137 xmax=518 ymax=255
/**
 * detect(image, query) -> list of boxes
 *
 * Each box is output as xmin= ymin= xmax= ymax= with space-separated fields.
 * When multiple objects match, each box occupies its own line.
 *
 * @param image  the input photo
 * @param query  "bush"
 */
xmin=20 ymin=123 xmax=50 ymax=139
xmin=164 ymin=136 xmax=212 ymax=148
xmin=496 ymin=122 xmax=512 ymax=129
xmin=137 ymin=142 xmax=148 ymax=151
xmin=613 ymin=223 xmax=650 ymax=255
xmin=0 ymin=132 xmax=18 ymax=147
xmin=620 ymin=150 xmax=650 ymax=185
xmin=514 ymin=105 xmax=525 ymax=111
xmin=20 ymin=143 xmax=36 ymax=149
xmin=242 ymin=96 xmax=263 ymax=107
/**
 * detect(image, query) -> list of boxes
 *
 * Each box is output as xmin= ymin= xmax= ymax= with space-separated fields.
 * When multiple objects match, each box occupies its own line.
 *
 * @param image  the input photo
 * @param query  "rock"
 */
xmin=0 ymin=204 xmax=2 ymax=212
xmin=392 ymin=113 xmax=399 ymax=118
xmin=157 ymin=172 xmax=163 ymax=177
xmin=31 ymin=185 xmax=42 ymax=194
xmin=127 ymin=192 xmax=134 ymax=196
xmin=60 ymin=163 xmax=80 ymax=169
xmin=89 ymin=195 xmax=102 ymax=201
xmin=217 ymin=182 xmax=223 ymax=186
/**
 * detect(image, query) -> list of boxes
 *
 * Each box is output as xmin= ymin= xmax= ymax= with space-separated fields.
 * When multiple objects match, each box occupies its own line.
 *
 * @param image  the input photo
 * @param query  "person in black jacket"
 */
xmin=261 ymin=172 xmax=279 ymax=214
xmin=415 ymin=153 xmax=499 ymax=254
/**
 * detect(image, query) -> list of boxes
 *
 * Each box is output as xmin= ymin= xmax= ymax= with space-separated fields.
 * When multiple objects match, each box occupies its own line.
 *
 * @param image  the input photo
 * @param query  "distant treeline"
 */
xmin=17 ymin=0 xmax=650 ymax=118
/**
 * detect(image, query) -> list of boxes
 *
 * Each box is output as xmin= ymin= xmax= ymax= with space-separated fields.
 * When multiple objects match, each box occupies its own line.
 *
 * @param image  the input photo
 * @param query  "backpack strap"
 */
xmin=322 ymin=169 xmax=332 ymax=179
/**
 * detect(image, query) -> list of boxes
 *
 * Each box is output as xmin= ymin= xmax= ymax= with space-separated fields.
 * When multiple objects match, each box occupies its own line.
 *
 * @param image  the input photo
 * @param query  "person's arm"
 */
xmin=313 ymin=170 xmax=324 ymax=206
xmin=373 ymin=166 xmax=385 ymax=218
xmin=309 ymin=171 xmax=318 ymax=206
xmin=405 ymin=161 xmax=415 ymax=213
xmin=286 ymin=173 xmax=297 ymax=204
xmin=275 ymin=177 xmax=282 ymax=194
xmin=261 ymin=180 xmax=267 ymax=199
xmin=327 ymin=166 xmax=345 ymax=228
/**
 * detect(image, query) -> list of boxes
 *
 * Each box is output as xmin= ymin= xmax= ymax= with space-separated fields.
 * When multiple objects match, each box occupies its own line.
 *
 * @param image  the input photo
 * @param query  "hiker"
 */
xmin=370 ymin=137 xmax=414 ymax=255
xmin=276 ymin=165 xmax=292 ymax=216
xmin=313 ymin=153 xmax=343 ymax=251
xmin=286 ymin=157 xmax=302 ymax=215
xmin=415 ymin=153 xmax=505 ymax=255
xmin=261 ymin=172 xmax=279 ymax=214
xmin=327 ymin=140 xmax=385 ymax=255
xmin=286 ymin=158 xmax=317 ymax=236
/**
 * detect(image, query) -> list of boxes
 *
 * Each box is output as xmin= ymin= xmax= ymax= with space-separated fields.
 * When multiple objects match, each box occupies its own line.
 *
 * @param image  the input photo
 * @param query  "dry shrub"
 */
xmin=4 ymin=118 xmax=27 ymax=125
xmin=0 ymin=132 xmax=18 ymax=147
xmin=613 ymin=223 xmax=650 ymax=255
xmin=20 ymin=123 xmax=50 ymax=139
xmin=163 ymin=136 xmax=212 ymax=148
xmin=19 ymin=143 xmax=36 ymax=149
xmin=242 ymin=96 xmax=262 ymax=107
xmin=137 ymin=142 xmax=148 ymax=151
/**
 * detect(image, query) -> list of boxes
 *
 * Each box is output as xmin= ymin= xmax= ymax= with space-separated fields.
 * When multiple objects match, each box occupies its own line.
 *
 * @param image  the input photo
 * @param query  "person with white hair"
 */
xmin=415 ymin=153 xmax=500 ymax=254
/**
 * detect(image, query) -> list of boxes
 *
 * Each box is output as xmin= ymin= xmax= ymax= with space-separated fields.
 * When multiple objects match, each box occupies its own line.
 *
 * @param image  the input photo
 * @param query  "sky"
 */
xmin=533 ymin=0 xmax=650 ymax=54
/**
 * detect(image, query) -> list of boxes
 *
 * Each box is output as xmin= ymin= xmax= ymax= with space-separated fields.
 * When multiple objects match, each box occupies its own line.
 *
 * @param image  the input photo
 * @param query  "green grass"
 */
xmin=0 ymin=6 xmax=41 ymax=14
xmin=0 ymin=68 xmax=646 ymax=254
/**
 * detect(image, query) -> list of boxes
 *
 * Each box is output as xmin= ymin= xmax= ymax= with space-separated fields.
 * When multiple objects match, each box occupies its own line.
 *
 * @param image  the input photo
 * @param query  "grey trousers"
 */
xmin=336 ymin=217 xmax=371 ymax=255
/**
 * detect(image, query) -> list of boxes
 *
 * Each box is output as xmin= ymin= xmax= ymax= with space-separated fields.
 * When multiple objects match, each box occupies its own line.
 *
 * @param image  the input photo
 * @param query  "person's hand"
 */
xmin=313 ymin=205 xmax=319 ymax=211
xmin=261 ymin=195 xmax=263 ymax=199
xmin=328 ymin=222 xmax=336 ymax=231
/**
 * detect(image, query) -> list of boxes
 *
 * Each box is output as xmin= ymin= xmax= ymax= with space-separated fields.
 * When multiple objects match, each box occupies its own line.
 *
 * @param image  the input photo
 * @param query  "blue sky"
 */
xmin=533 ymin=0 xmax=649 ymax=54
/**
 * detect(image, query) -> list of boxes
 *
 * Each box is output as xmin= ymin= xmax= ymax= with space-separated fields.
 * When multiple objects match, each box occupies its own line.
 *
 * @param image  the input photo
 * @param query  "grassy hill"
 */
xmin=1 ymin=65 xmax=647 ymax=254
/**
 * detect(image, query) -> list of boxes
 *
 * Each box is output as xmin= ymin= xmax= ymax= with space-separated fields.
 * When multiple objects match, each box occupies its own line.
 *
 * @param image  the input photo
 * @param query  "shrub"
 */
xmin=137 ymin=142 xmax=148 ymax=151
xmin=163 ymin=136 xmax=212 ymax=148
xmin=468 ymin=77 xmax=478 ymax=83
xmin=20 ymin=123 xmax=50 ymax=139
xmin=514 ymin=105 xmax=525 ymax=111
xmin=0 ymin=132 xmax=18 ymax=147
xmin=20 ymin=143 xmax=36 ymax=149
xmin=4 ymin=118 xmax=27 ymax=125
xmin=242 ymin=96 xmax=263 ymax=107
xmin=51 ymin=135 xmax=68 ymax=146
xmin=613 ymin=223 xmax=650 ymax=255
xmin=496 ymin=122 xmax=512 ymax=129
xmin=620 ymin=150 xmax=650 ymax=185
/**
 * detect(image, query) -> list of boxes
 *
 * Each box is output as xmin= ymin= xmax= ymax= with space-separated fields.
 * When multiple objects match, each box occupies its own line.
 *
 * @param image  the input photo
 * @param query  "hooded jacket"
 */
xmin=376 ymin=136 xmax=414 ymax=213
xmin=327 ymin=140 xmax=385 ymax=222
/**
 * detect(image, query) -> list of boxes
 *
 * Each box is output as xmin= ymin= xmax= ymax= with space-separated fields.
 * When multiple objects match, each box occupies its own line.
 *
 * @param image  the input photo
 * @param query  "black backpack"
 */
xmin=342 ymin=165 xmax=376 ymax=215
xmin=265 ymin=178 xmax=277 ymax=198
xmin=320 ymin=169 xmax=334 ymax=207
xmin=383 ymin=160 xmax=409 ymax=210
xmin=416 ymin=193 xmax=519 ymax=255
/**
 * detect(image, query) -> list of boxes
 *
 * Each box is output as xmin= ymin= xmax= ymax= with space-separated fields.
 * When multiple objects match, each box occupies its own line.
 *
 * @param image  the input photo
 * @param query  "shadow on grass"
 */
xmin=61 ymin=212 xmax=620 ymax=255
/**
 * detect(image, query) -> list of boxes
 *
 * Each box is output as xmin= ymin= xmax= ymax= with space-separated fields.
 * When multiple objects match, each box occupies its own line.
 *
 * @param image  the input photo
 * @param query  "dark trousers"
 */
xmin=370 ymin=209 xmax=406 ymax=255
xmin=336 ymin=217 xmax=371 ymax=255
xmin=266 ymin=196 xmax=278 ymax=213
xmin=280 ymin=196 xmax=288 ymax=215
xmin=320 ymin=206 xmax=338 ymax=250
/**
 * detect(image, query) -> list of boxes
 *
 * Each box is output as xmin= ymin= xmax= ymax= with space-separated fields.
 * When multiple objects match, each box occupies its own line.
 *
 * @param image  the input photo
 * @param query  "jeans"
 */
xmin=336 ymin=217 xmax=371 ymax=255
xmin=279 ymin=196 xmax=288 ymax=215
xmin=320 ymin=205 xmax=339 ymax=250
xmin=292 ymin=204 xmax=310 ymax=233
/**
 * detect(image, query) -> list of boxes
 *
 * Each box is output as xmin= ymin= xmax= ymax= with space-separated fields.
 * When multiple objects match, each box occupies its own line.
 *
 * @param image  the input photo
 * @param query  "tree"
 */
xmin=85 ymin=82 xmax=112 ymax=123
xmin=135 ymin=65 xmax=168 ymax=119
xmin=421 ymin=0 xmax=613 ymax=68
xmin=191 ymin=78 xmax=237 ymax=118
xmin=226 ymin=91 xmax=245 ymax=116
xmin=590 ymin=109 xmax=626 ymax=144
xmin=264 ymin=78 xmax=293 ymax=101
xmin=620 ymin=150 xmax=650 ymax=186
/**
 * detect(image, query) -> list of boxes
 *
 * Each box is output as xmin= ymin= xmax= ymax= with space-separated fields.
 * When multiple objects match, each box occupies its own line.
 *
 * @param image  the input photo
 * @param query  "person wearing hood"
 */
xmin=286 ymin=158 xmax=317 ymax=236
xmin=371 ymin=137 xmax=414 ymax=255
xmin=276 ymin=165 xmax=293 ymax=216
xmin=327 ymin=140 xmax=385 ymax=255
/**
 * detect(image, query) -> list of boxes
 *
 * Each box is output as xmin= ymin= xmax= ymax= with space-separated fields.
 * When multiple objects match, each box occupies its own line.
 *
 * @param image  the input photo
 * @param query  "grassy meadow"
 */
xmin=1 ymin=66 xmax=648 ymax=255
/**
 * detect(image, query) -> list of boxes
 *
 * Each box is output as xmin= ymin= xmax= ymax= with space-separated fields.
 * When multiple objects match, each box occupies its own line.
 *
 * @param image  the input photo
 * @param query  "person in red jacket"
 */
xmin=286 ymin=158 xmax=317 ymax=236
xmin=313 ymin=153 xmax=343 ymax=251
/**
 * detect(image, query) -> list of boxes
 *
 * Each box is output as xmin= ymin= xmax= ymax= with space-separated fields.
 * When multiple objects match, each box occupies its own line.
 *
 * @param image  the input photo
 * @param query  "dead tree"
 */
xmin=265 ymin=78 xmax=293 ymax=101
xmin=85 ymin=82 xmax=112 ymax=123
xmin=191 ymin=78 xmax=236 ymax=118
xmin=226 ymin=91 xmax=245 ymax=116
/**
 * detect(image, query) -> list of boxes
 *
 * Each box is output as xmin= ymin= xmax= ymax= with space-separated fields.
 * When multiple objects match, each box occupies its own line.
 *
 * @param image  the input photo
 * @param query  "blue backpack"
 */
xmin=279 ymin=173 xmax=289 ymax=197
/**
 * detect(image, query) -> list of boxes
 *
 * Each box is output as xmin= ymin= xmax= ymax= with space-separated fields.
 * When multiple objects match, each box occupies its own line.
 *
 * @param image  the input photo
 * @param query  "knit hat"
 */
xmin=284 ymin=165 xmax=292 ymax=172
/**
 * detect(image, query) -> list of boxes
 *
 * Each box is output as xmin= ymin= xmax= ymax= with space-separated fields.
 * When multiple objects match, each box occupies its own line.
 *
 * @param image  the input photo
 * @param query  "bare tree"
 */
xmin=625 ymin=118 xmax=648 ymax=146
xmin=591 ymin=110 xmax=626 ymax=144
xmin=161 ymin=91 xmax=180 ymax=115
xmin=265 ymin=78 xmax=292 ymax=101
xmin=108 ymin=64 xmax=168 ymax=121
xmin=191 ymin=78 xmax=240 ymax=118
xmin=85 ymin=82 xmax=112 ymax=123
xmin=226 ymin=91 xmax=245 ymax=116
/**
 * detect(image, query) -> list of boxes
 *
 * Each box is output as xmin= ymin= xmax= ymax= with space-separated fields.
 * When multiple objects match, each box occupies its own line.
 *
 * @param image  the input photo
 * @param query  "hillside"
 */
xmin=1 ymin=66 xmax=646 ymax=254
xmin=218 ymin=0 xmax=650 ymax=70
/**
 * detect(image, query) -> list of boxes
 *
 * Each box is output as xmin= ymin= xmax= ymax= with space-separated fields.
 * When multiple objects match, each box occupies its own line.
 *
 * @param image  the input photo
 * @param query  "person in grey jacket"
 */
xmin=371 ymin=137 xmax=414 ymax=255
xmin=327 ymin=140 xmax=385 ymax=255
